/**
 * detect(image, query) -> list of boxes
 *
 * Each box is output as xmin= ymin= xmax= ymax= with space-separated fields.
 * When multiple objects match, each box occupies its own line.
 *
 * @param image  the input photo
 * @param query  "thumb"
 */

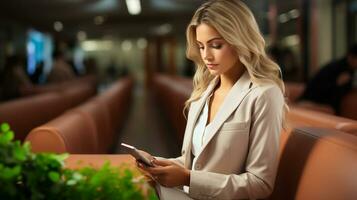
xmin=153 ymin=159 xmax=172 ymax=167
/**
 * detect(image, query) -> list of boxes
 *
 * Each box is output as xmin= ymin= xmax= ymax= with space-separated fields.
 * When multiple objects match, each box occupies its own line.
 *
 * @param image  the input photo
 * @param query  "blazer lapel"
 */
xmin=183 ymin=77 xmax=219 ymax=168
xmin=197 ymin=71 xmax=254 ymax=159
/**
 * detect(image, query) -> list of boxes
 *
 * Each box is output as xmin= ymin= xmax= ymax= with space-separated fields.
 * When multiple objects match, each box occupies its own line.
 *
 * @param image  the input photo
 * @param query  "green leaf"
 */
xmin=48 ymin=171 xmax=60 ymax=183
xmin=72 ymin=172 xmax=83 ymax=181
xmin=0 ymin=130 xmax=14 ymax=145
xmin=0 ymin=122 xmax=157 ymax=199
xmin=22 ymin=141 xmax=31 ymax=152
xmin=0 ymin=165 xmax=21 ymax=180
xmin=48 ymin=153 xmax=69 ymax=167
xmin=13 ymin=145 xmax=27 ymax=161
xmin=0 ymin=123 xmax=10 ymax=133
xmin=67 ymin=179 xmax=77 ymax=186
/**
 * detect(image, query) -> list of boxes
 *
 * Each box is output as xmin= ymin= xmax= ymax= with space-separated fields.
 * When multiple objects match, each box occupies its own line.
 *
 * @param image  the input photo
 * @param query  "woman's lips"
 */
xmin=206 ymin=64 xmax=218 ymax=69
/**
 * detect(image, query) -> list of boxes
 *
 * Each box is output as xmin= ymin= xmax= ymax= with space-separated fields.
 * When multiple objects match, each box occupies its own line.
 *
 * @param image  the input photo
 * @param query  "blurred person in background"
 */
xmin=0 ymin=55 xmax=32 ymax=101
xmin=137 ymin=0 xmax=287 ymax=199
xmin=29 ymin=61 xmax=45 ymax=84
xmin=299 ymin=44 xmax=357 ymax=114
xmin=267 ymin=45 xmax=300 ymax=82
xmin=83 ymin=57 xmax=99 ymax=76
xmin=47 ymin=50 xmax=75 ymax=83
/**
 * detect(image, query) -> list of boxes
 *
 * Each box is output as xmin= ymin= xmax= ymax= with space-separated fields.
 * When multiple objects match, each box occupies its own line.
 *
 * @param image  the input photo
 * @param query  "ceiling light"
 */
xmin=278 ymin=13 xmax=289 ymax=23
xmin=126 ymin=0 xmax=141 ymax=15
xmin=86 ymin=0 xmax=118 ymax=12
xmin=153 ymin=23 xmax=172 ymax=35
xmin=77 ymin=31 xmax=87 ymax=41
xmin=137 ymin=38 xmax=147 ymax=49
xmin=283 ymin=35 xmax=300 ymax=46
xmin=121 ymin=40 xmax=133 ymax=51
xmin=288 ymin=9 xmax=300 ymax=19
xmin=54 ymin=21 xmax=63 ymax=32
xmin=94 ymin=16 xmax=105 ymax=25
xmin=81 ymin=40 xmax=113 ymax=51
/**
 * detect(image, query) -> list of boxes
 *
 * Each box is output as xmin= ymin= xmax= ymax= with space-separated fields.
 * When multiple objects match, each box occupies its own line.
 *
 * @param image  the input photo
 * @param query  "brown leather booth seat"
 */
xmin=60 ymin=83 xmax=96 ymax=108
xmin=27 ymin=112 xmax=98 ymax=153
xmin=72 ymin=100 xmax=113 ymax=153
xmin=288 ymin=106 xmax=357 ymax=136
xmin=0 ymin=93 xmax=68 ymax=141
xmin=25 ymin=76 xmax=134 ymax=154
xmin=270 ymin=126 xmax=357 ymax=200
xmin=285 ymin=82 xmax=305 ymax=103
xmin=152 ymin=74 xmax=192 ymax=141
xmin=19 ymin=75 xmax=97 ymax=96
xmin=0 ymin=83 xmax=96 ymax=141
xmin=95 ymin=76 xmax=134 ymax=131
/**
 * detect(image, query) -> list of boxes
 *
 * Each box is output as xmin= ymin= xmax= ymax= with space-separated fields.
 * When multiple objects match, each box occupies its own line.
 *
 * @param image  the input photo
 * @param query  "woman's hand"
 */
xmin=134 ymin=150 xmax=156 ymax=186
xmin=138 ymin=159 xmax=190 ymax=187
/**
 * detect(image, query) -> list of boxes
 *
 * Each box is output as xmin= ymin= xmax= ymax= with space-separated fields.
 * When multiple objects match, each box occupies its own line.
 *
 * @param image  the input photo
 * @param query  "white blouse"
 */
xmin=184 ymin=93 xmax=214 ymax=194
xmin=191 ymin=93 xmax=214 ymax=170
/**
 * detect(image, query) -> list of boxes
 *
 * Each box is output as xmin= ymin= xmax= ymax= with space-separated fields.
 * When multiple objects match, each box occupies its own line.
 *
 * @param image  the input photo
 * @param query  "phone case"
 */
xmin=121 ymin=143 xmax=154 ymax=167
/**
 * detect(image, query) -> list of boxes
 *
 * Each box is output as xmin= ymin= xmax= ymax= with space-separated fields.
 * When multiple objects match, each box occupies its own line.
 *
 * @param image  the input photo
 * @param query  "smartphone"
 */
xmin=121 ymin=143 xmax=154 ymax=167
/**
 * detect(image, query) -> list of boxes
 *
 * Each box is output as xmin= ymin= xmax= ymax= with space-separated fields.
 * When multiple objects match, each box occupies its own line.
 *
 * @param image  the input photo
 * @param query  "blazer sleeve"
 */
xmin=168 ymin=156 xmax=185 ymax=166
xmin=189 ymin=86 xmax=284 ymax=200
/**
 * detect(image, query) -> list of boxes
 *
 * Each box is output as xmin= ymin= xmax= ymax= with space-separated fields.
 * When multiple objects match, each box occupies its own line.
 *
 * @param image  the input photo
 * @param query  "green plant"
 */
xmin=0 ymin=123 xmax=158 ymax=200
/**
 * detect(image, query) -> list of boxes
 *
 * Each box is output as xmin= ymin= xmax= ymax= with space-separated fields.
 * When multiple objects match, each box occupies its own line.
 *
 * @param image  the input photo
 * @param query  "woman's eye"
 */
xmin=211 ymin=44 xmax=222 ymax=49
xmin=198 ymin=46 xmax=204 ymax=50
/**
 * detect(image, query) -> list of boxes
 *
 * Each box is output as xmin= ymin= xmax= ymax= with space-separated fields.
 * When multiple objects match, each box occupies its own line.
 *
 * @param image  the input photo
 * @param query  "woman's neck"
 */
xmin=218 ymin=63 xmax=245 ymax=91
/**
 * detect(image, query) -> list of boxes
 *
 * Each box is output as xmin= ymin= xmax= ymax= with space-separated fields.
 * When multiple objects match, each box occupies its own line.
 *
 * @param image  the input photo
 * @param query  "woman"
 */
xmin=138 ymin=0 xmax=287 ymax=199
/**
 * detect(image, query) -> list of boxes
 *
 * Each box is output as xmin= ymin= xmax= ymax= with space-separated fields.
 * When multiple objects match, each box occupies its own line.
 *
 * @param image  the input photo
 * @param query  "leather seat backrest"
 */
xmin=0 ymin=92 xmax=66 ymax=141
xmin=72 ymin=100 xmax=112 ymax=153
xmin=26 ymin=112 xmax=98 ymax=154
xmin=288 ymin=106 xmax=357 ymax=135
xmin=270 ymin=126 xmax=357 ymax=200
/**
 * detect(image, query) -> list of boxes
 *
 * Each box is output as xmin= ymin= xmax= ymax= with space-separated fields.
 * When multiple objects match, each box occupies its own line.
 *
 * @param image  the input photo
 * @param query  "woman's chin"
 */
xmin=208 ymin=69 xmax=220 ymax=76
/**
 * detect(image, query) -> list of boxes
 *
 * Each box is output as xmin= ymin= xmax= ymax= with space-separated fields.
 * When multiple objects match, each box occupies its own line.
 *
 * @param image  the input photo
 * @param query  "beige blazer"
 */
xmin=171 ymin=72 xmax=284 ymax=200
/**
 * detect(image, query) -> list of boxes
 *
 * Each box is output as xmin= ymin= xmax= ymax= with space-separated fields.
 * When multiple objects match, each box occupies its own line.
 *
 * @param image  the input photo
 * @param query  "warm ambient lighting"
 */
xmin=81 ymin=40 xmax=113 ymax=51
xmin=125 ymin=0 xmax=141 ymax=15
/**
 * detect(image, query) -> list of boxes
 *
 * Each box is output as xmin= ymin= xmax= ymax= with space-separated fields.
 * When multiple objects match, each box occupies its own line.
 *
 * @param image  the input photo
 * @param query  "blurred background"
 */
xmin=0 ymin=0 xmax=356 ymax=157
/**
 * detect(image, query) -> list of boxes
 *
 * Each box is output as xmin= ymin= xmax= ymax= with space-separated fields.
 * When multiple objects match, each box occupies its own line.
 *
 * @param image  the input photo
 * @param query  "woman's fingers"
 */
xmin=152 ymin=159 xmax=172 ymax=166
xmin=145 ymin=165 xmax=167 ymax=175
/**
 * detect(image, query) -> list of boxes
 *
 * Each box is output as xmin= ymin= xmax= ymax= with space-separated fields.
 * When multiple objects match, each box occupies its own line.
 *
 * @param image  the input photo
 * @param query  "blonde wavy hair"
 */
xmin=184 ymin=0 xmax=288 ymax=123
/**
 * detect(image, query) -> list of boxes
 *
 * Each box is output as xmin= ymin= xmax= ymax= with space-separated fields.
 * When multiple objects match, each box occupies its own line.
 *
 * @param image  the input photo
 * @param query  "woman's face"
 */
xmin=196 ymin=23 xmax=239 ymax=76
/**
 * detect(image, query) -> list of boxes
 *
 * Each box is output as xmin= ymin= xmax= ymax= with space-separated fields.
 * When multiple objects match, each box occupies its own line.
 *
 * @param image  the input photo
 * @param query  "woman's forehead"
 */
xmin=196 ymin=24 xmax=223 ymax=43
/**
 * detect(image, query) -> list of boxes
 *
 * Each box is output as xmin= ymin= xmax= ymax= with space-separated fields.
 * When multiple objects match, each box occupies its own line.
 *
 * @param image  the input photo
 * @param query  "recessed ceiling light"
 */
xmin=126 ymin=0 xmax=141 ymax=15
xmin=121 ymin=40 xmax=133 ymax=51
xmin=94 ymin=16 xmax=105 ymax=25
xmin=137 ymin=38 xmax=147 ymax=49
xmin=54 ymin=21 xmax=63 ymax=32
xmin=77 ymin=31 xmax=87 ymax=41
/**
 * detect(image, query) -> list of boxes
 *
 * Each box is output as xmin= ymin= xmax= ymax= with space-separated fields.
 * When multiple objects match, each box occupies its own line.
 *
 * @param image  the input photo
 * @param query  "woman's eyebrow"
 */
xmin=196 ymin=37 xmax=223 ymax=44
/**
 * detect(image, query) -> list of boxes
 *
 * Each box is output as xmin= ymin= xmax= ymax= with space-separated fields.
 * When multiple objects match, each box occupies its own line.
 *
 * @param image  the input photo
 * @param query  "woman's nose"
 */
xmin=203 ymin=49 xmax=213 ymax=61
